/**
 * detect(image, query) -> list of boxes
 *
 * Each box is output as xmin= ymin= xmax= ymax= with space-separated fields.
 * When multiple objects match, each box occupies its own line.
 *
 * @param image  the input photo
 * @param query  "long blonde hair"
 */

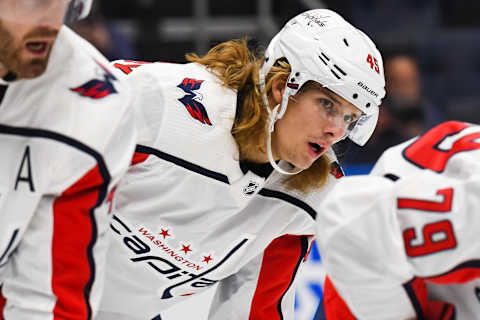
xmin=186 ymin=39 xmax=331 ymax=193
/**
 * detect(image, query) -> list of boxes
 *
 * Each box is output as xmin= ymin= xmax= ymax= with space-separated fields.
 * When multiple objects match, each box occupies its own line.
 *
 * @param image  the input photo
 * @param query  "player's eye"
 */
xmin=319 ymin=98 xmax=334 ymax=112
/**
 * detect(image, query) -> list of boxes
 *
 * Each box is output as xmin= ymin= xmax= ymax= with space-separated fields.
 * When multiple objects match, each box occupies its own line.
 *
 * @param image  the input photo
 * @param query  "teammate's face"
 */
xmin=272 ymin=83 xmax=361 ymax=170
xmin=0 ymin=0 xmax=69 ymax=79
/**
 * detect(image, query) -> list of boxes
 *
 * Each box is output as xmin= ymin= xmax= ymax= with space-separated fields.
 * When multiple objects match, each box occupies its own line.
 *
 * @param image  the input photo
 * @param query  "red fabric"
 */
xmin=322 ymin=276 xmax=356 ymax=320
xmin=113 ymin=63 xmax=142 ymax=75
xmin=426 ymin=267 xmax=480 ymax=284
xmin=323 ymin=276 xmax=455 ymax=320
xmin=425 ymin=300 xmax=456 ymax=320
xmin=408 ymin=277 xmax=430 ymax=315
xmin=52 ymin=165 xmax=105 ymax=319
xmin=0 ymin=287 xmax=5 ymax=320
xmin=405 ymin=278 xmax=456 ymax=320
xmin=403 ymin=121 xmax=480 ymax=172
xmin=131 ymin=152 xmax=149 ymax=166
xmin=397 ymin=188 xmax=453 ymax=212
xmin=249 ymin=235 xmax=305 ymax=320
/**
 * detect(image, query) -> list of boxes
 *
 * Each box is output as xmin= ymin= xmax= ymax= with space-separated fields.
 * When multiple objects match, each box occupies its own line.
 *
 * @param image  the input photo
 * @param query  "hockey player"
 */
xmin=316 ymin=120 xmax=480 ymax=319
xmin=99 ymin=9 xmax=385 ymax=319
xmin=0 ymin=0 xmax=137 ymax=319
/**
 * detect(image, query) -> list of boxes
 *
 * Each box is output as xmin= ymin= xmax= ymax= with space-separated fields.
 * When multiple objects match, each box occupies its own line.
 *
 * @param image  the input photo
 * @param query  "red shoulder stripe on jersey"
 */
xmin=322 ymin=276 xmax=356 ymax=320
xmin=249 ymin=235 xmax=309 ymax=320
xmin=425 ymin=260 xmax=480 ymax=284
xmin=52 ymin=165 xmax=107 ymax=320
xmin=135 ymin=144 xmax=230 ymax=183
xmin=403 ymin=121 xmax=480 ymax=173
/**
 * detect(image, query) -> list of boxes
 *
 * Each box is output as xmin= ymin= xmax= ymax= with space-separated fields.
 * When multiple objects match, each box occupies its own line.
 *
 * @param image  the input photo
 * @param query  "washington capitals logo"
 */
xmin=71 ymin=60 xmax=118 ymax=99
xmin=177 ymin=78 xmax=212 ymax=126
xmin=330 ymin=161 xmax=344 ymax=179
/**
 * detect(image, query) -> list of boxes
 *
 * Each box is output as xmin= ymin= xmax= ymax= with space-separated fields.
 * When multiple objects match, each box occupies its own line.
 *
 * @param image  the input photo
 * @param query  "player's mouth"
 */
xmin=307 ymin=141 xmax=326 ymax=158
xmin=25 ymin=39 xmax=52 ymax=57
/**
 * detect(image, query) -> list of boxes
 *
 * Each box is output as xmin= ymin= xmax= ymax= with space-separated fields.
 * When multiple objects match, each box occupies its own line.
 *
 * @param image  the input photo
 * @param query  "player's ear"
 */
xmin=270 ymin=77 xmax=286 ymax=106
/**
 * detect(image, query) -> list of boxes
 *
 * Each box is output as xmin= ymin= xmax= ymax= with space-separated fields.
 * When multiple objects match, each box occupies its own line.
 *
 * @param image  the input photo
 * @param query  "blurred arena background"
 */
xmin=70 ymin=0 xmax=480 ymax=318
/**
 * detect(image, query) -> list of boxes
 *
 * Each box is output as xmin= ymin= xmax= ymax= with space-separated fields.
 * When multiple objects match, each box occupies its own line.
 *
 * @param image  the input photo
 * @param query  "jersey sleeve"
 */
xmin=208 ymin=235 xmax=312 ymax=320
xmin=316 ymin=175 xmax=419 ymax=319
xmin=316 ymin=167 xmax=480 ymax=319
xmin=0 ymin=93 xmax=137 ymax=320
xmin=317 ymin=276 xmax=455 ymax=320
xmin=110 ymin=60 xmax=165 ymax=148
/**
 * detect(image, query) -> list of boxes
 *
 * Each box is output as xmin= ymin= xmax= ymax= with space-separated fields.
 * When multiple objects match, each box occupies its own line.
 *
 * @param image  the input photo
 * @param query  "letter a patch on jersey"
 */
xmin=177 ymin=78 xmax=212 ymax=126
xmin=71 ymin=60 xmax=118 ymax=99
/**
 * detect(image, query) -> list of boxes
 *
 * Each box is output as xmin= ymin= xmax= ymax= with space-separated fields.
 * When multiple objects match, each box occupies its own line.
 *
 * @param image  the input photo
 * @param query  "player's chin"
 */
xmin=290 ymin=156 xmax=315 ymax=171
xmin=19 ymin=58 xmax=49 ymax=78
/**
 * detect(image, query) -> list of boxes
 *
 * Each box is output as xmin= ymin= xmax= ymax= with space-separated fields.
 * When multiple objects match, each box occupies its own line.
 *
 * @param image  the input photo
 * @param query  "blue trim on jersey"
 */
xmin=135 ymin=144 xmax=230 ymax=184
xmin=384 ymin=173 xmax=400 ymax=181
xmin=135 ymin=145 xmax=318 ymax=220
xmin=426 ymin=259 xmax=480 ymax=280
xmin=258 ymin=189 xmax=318 ymax=220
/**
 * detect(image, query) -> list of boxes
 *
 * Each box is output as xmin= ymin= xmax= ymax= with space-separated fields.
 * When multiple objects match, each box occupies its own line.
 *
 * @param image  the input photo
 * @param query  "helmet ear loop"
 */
xmin=64 ymin=0 xmax=79 ymax=24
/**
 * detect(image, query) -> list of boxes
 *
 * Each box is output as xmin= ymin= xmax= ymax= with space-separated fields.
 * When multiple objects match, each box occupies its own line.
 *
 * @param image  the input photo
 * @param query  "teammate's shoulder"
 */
xmin=110 ymin=59 xmax=230 ymax=91
xmin=28 ymin=28 xmax=136 ymax=150
xmin=42 ymin=27 xmax=131 ymax=111
xmin=374 ymin=121 xmax=480 ymax=177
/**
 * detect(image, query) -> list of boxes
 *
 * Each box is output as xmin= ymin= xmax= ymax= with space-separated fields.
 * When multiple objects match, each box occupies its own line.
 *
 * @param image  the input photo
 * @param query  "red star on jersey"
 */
xmin=159 ymin=228 xmax=170 ymax=239
xmin=202 ymin=255 xmax=213 ymax=264
xmin=181 ymin=244 xmax=192 ymax=254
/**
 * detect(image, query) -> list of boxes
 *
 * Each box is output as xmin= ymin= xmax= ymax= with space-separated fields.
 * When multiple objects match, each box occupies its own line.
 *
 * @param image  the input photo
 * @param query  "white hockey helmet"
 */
xmin=66 ymin=0 xmax=94 ymax=21
xmin=260 ymin=9 xmax=386 ymax=148
xmin=1 ymin=0 xmax=93 ymax=24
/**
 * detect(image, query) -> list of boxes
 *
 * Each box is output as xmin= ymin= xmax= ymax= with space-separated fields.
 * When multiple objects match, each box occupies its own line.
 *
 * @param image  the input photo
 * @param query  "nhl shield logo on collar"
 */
xmin=243 ymin=181 xmax=260 ymax=196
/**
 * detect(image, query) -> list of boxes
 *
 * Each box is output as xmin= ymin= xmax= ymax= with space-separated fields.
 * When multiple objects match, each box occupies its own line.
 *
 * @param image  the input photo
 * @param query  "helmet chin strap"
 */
xmin=266 ymin=103 xmax=303 ymax=175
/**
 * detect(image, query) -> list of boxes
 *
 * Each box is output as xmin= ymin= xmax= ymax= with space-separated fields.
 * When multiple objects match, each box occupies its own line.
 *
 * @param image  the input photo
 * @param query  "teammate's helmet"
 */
xmin=66 ymin=0 xmax=93 ymax=22
xmin=260 ymin=9 xmax=386 ymax=146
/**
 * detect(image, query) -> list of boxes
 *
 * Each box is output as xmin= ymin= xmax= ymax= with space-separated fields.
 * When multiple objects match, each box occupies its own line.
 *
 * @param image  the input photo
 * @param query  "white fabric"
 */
xmin=0 ymin=26 xmax=136 ymax=319
xmin=317 ymin=121 xmax=480 ymax=319
xmin=97 ymin=60 xmax=340 ymax=319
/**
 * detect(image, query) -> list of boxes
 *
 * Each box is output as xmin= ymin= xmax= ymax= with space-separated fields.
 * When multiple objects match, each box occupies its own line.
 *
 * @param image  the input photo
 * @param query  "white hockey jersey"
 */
xmin=0 ymin=27 xmax=137 ymax=319
xmin=97 ymin=60 xmax=343 ymax=319
xmin=316 ymin=121 xmax=480 ymax=319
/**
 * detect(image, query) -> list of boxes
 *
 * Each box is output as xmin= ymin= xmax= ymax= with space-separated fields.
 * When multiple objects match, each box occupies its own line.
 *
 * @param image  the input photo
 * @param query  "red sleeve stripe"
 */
xmin=438 ymin=303 xmax=456 ymax=320
xmin=403 ymin=277 xmax=428 ymax=320
xmin=425 ymin=260 xmax=480 ymax=284
xmin=249 ymin=235 xmax=308 ymax=320
xmin=0 ymin=286 xmax=5 ymax=318
xmin=321 ymin=276 xmax=356 ymax=320
xmin=52 ymin=164 xmax=109 ymax=320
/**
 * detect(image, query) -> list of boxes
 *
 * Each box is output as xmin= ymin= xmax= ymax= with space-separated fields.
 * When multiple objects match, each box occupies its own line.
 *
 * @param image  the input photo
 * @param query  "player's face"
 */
xmin=0 ymin=0 xmax=69 ymax=79
xmin=272 ymin=84 xmax=361 ymax=169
